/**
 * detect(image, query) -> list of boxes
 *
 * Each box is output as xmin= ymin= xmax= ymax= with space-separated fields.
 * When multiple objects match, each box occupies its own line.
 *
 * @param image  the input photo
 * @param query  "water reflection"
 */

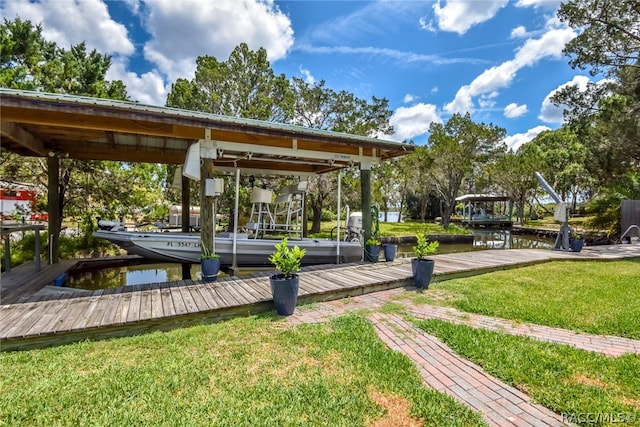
xmin=66 ymin=230 xmax=554 ymax=290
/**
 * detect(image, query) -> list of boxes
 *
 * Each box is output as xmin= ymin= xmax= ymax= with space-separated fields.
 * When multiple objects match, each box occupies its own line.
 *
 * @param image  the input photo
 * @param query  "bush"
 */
xmin=320 ymin=209 xmax=337 ymax=222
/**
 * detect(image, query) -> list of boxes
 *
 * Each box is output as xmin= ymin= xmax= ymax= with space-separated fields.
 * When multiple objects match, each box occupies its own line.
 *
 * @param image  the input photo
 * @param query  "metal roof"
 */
xmin=0 ymin=89 xmax=413 ymax=175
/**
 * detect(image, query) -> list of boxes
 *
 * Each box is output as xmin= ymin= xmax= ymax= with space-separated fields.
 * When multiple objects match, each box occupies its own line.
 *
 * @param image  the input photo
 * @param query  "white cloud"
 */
xmin=299 ymin=67 xmax=315 ymax=84
xmin=504 ymin=103 xmax=528 ymax=118
xmin=515 ymin=0 xmax=562 ymax=9
xmin=389 ymin=103 xmax=442 ymax=142
xmin=539 ymin=75 xmax=591 ymax=123
xmin=107 ymin=59 xmax=168 ymax=106
xmin=2 ymin=0 xmax=134 ymax=55
xmin=510 ymin=26 xmax=528 ymax=39
xmin=433 ymin=0 xmax=508 ymax=35
xmin=418 ymin=16 xmax=436 ymax=32
xmin=445 ymin=20 xmax=576 ymax=114
xmin=503 ymin=125 xmax=550 ymax=151
xmin=403 ymin=94 xmax=416 ymax=103
xmin=141 ymin=0 xmax=294 ymax=82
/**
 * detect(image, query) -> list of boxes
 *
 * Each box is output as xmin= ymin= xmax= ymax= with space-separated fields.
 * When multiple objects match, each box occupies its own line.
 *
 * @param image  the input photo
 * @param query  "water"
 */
xmin=65 ymin=230 xmax=554 ymax=290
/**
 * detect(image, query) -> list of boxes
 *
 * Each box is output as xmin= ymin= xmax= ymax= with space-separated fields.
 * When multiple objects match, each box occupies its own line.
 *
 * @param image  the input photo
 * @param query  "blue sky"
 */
xmin=2 ymin=0 xmax=597 ymax=149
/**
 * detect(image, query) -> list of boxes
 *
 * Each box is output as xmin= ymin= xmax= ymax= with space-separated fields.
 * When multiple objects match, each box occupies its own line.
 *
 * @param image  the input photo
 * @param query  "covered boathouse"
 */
xmin=455 ymin=194 xmax=514 ymax=228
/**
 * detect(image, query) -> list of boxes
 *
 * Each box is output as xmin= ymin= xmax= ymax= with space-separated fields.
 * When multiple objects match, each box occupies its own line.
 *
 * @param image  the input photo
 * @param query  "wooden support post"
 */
xmin=47 ymin=156 xmax=60 ymax=264
xmin=200 ymin=159 xmax=215 ymax=257
xmin=3 ymin=237 xmax=10 ymax=272
xmin=181 ymin=174 xmax=190 ymax=233
xmin=360 ymin=164 xmax=372 ymax=246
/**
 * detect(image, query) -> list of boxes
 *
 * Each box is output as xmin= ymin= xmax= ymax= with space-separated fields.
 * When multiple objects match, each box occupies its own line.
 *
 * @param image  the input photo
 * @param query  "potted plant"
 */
xmin=412 ymin=234 xmax=439 ymax=289
xmin=200 ymin=242 xmax=221 ymax=282
xmin=382 ymin=238 xmax=397 ymax=262
xmin=268 ymin=238 xmax=306 ymax=315
xmin=570 ymin=231 xmax=584 ymax=253
xmin=365 ymin=237 xmax=381 ymax=262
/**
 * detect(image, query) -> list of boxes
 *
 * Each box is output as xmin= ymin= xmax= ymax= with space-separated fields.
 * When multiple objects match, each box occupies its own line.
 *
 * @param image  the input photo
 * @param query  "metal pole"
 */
xmin=34 ymin=227 xmax=41 ymax=271
xmin=231 ymin=167 xmax=240 ymax=275
xmin=336 ymin=171 xmax=342 ymax=263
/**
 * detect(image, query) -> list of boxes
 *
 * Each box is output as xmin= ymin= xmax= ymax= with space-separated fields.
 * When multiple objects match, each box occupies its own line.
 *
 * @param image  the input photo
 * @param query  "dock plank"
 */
xmin=56 ymin=297 xmax=93 ymax=331
xmin=150 ymin=284 xmax=163 ymax=319
xmin=125 ymin=290 xmax=142 ymax=323
xmin=2 ymin=245 xmax=638 ymax=351
xmin=113 ymin=291 xmax=133 ymax=324
xmin=168 ymin=286 xmax=188 ymax=315
xmin=99 ymin=293 xmax=123 ymax=327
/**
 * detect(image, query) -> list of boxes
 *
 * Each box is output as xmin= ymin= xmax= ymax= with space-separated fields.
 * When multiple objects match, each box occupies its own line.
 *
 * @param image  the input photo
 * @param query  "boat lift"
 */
xmin=535 ymin=172 xmax=572 ymax=251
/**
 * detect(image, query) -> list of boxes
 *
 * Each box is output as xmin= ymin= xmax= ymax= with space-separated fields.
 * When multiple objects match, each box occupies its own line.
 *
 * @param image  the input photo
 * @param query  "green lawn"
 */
xmin=401 ymin=259 xmax=640 ymax=339
xmin=0 ymin=315 xmax=484 ymax=427
xmin=416 ymin=320 xmax=640 ymax=426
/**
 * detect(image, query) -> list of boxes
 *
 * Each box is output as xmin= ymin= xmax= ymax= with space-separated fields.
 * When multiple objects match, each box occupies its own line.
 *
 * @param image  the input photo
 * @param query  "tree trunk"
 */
xmin=310 ymin=194 xmax=323 ymax=234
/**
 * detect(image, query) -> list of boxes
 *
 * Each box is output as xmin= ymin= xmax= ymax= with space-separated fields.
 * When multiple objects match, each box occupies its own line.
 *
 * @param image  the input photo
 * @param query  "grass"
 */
xmin=402 ymin=259 xmax=640 ymax=339
xmin=311 ymin=220 xmax=469 ymax=239
xmin=415 ymin=320 xmax=640 ymax=426
xmin=0 ymin=315 xmax=486 ymax=427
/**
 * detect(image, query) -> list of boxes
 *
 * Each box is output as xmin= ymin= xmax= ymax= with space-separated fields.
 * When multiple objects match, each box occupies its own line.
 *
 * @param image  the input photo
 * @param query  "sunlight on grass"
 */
xmin=0 ymin=315 xmax=485 ymax=427
xmin=400 ymin=260 xmax=640 ymax=339
xmin=416 ymin=320 xmax=640 ymax=426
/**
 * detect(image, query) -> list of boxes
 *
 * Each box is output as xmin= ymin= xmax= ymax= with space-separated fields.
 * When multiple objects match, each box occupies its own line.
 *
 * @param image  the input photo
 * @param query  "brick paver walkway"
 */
xmin=287 ymin=287 xmax=640 ymax=426
xmin=288 ymin=288 xmax=640 ymax=357
xmin=371 ymin=313 xmax=567 ymax=426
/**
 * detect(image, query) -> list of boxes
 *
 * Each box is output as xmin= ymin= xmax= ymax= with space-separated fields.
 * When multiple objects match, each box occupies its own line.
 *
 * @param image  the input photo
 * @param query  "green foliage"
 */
xmin=268 ymin=238 xmax=306 ymax=278
xmin=413 ymin=234 xmax=439 ymax=260
xmin=166 ymin=43 xmax=292 ymax=122
xmin=585 ymin=172 xmax=640 ymax=236
xmin=553 ymin=0 xmax=639 ymax=192
xmin=365 ymin=238 xmax=381 ymax=246
xmin=1 ymin=17 xmax=127 ymax=98
xmin=320 ymin=208 xmax=337 ymax=222
xmin=426 ymin=113 xmax=507 ymax=228
xmin=200 ymin=242 xmax=220 ymax=260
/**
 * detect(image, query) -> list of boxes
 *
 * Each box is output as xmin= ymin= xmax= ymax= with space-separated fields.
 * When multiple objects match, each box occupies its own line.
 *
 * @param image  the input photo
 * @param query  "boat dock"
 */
xmin=1 ymin=245 xmax=639 ymax=351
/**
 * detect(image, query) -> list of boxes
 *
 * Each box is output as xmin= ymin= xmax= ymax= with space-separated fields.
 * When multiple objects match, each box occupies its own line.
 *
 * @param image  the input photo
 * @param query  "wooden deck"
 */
xmin=1 ymin=245 xmax=639 ymax=351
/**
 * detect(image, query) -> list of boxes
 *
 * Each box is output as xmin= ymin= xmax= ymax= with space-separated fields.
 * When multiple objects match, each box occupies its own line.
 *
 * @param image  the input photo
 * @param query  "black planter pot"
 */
xmin=411 ymin=258 xmax=435 ymax=289
xmin=383 ymin=244 xmax=397 ymax=262
xmin=201 ymin=258 xmax=221 ymax=282
xmin=365 ymin=245 xmax=381 ymax=262
xmin=270 ymin=273 xmax=300 ymax=316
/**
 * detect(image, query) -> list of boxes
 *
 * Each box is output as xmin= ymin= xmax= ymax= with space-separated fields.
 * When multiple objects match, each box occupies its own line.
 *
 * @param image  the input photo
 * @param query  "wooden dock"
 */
xmin=1 ymin=245 xmax=639 ymax=351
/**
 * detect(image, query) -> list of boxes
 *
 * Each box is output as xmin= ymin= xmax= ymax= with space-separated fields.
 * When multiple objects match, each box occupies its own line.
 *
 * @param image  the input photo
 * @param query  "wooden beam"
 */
xmin=0 ymin=120 xmax=48 ymax=156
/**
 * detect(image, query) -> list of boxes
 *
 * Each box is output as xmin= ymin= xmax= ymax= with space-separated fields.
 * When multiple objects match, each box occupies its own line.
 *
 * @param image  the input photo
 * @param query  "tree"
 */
xmin=553 ymin=0 xmax=639 ymax=189
xmin=290 ymin=78 xmax=394 ymax=233
xmin=166 ymin=43 xmax=293 ymax=122
xmin=530 ymin=128 xmax=590 ymax=208
xmin=426 ymin=113 xmax=506 ymax=227
xmin=557 ymin=0 xmax=639 ymax=78
xmin=1 ymin=17 xmax=127 ymax=98
xmin=397 ymin=145 xmax=434 ymax=221
xmin=1 ymin=17 xmax=129 ymax=234
xmin=490 ymin=144 xmax=543 ymax=225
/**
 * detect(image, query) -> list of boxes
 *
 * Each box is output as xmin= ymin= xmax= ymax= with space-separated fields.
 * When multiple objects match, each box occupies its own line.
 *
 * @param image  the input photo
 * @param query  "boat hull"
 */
xmin=93 ymin=231 xmax=363 ymax=266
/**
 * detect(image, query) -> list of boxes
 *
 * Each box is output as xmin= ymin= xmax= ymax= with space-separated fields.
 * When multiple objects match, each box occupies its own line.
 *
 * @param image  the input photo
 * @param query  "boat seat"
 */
xmin=248 ymin=188 xmax=274 ymax=238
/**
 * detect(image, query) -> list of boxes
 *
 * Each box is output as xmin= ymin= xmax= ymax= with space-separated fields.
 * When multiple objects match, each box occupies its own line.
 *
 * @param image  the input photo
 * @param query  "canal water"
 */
xmin=65 ymin=230 xmax=554 ymax=290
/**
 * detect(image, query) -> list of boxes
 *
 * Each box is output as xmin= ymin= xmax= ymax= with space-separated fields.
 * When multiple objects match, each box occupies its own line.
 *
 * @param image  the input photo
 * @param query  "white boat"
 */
xmin=92 ymin=229 xmax=362 ymax=266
